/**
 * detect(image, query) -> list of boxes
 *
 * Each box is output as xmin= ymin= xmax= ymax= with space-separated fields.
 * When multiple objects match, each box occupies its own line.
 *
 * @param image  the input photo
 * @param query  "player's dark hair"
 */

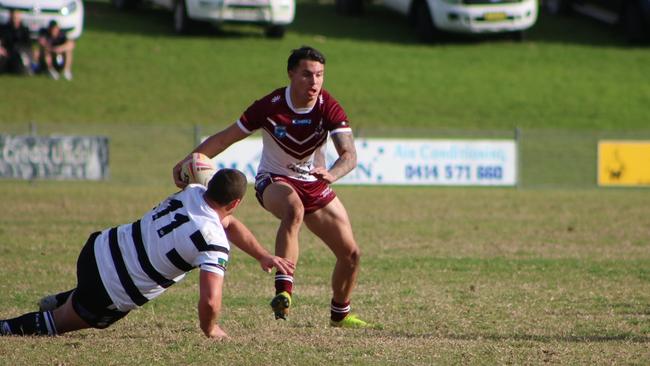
xmin=287 ymin=46 xmax=326 ymax=71
xmin=206 ymin=169 xmax=247 ymax=205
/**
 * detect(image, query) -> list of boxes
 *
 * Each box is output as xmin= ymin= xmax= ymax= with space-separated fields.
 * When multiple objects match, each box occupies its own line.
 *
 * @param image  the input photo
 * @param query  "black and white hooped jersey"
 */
xmin=94 ymin=185 xmax=229 ymax=311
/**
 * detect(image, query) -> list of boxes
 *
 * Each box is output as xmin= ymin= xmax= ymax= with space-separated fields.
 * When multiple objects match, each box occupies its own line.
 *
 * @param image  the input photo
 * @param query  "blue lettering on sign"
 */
xmin=405 ymin=165 xmax=439 ymax=180
xmin=356 ymin=163 xmax=372 ymax=179
xmin=292 ymin=119 xmax=312 ymax=126
xmin=395 ymin=145 xmax=417 ymax=159
xmin=217 ymin=162 xmax=237 ymax=170
xmin=244 ymin=163 xmax=257 ymax=178
xmin=477 ymin=166 xmax=503 ymax=180
xmin=217 ymin=162 xmax=258 ymax=180
xmin=444 ymin=165 xmax=471 ymax=180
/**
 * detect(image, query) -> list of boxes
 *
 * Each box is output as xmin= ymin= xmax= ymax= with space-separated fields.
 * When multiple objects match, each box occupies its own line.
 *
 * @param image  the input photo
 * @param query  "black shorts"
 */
xmin=72 ymin=231 xmax=129 ymax=329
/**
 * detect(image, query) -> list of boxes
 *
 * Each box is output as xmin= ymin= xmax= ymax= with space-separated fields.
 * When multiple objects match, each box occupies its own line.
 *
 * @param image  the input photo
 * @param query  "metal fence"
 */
xmin=3 ymin=122 xmax=650 ymax=189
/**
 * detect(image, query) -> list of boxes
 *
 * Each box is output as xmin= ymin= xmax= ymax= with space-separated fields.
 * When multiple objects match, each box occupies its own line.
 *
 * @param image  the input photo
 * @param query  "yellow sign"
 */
xmin=598 ymin=141 xmax=650 ymax=186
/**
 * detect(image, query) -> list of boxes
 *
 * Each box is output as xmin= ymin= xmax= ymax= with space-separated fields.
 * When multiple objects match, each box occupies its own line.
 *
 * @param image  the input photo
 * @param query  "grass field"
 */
xmin=1 ymin=0 xmax=649 ymax=131
xmin=1 ymin=0 xmax=650 ymax=364
xmin=1 ymin=184 xmax=649 ymax=364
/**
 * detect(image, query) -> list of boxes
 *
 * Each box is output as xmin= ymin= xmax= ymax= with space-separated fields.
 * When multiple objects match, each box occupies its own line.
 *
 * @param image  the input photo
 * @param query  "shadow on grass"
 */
xmin=83 ymin=0 xmax=634 ymax=47
xmin=447 ymin=332 xmax=650 ymax=344
xmin=389 ymin=330 xmax=650 ymax=343
xmin=528 ymin=13 xmax=630 ymax=47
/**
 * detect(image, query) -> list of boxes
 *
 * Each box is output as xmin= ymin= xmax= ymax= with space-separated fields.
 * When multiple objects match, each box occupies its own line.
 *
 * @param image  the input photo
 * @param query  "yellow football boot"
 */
xmin=330 ymin=314 xmax=369 ymax=328
xmin=270 ymin=291 xmax=292 ymax=320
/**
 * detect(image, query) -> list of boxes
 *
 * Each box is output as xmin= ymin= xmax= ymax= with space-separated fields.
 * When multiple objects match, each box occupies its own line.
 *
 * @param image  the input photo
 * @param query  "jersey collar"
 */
xmin=285 ymin=86 xmax=320 ymax=115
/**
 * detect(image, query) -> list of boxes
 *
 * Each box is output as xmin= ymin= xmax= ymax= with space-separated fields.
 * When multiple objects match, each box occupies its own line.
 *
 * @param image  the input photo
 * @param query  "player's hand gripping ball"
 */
xmin=180 ymin=153 xmax=216 ymax=187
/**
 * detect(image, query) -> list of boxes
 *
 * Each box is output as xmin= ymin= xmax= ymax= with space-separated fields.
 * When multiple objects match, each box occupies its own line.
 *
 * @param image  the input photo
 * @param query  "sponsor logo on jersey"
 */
xmin=274 ymin=126 xmax=287 ymax=139
xmin=271 ymin=95 xmax=281 ymax=104
xmin=287 ymin=162 xmax=312 ymax=176
xmin=218 ymin=258 xmax=228 ymax=269
xmin=292 ymin=118 xmax=312 ymax=126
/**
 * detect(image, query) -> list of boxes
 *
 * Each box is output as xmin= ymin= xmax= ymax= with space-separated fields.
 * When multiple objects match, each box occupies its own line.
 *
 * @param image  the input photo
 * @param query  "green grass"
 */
xmin=1 ymin=1 xmax=650 ymax=364
xmin=1 ymin=0 xmax=649 ymax=131
xmin=1 ymin=184 xmax=649 ymax=364
xmin=3 ymin=0 xmax=649 ymax=187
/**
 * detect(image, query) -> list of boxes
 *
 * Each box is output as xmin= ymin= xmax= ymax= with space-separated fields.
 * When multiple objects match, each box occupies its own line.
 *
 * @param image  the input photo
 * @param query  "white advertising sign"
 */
xmin=0 ymin=135 xmax=110 ymax=180
xmin=210 ymin=137 xmax=517 ymax=186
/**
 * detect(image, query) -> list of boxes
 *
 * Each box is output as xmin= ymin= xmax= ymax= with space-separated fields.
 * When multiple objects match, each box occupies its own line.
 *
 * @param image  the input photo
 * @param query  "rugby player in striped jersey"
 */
xmin=0 ymin=169 xmax=294 ymax=339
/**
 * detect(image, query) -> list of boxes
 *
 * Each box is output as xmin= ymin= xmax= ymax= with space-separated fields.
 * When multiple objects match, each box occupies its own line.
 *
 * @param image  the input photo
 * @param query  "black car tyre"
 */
xmin=174 ymin=0 xmax=197 ymax=34
xmin=265 ymin=25 xmax=286 ymax=38
xmin=415 ymin=0 xmax=441 ymax=42
xmin=335 ymin=0 xmax=364 ymax=16
xmin=112 ymin=0 xmax=139 ymax=10
xmin=544 ymin=0 xmax=572 ymax=15
xmin=511 ymin=30 xmax=526 ymax=42
xmin=623 ymin=0 xmax=649 ymax=43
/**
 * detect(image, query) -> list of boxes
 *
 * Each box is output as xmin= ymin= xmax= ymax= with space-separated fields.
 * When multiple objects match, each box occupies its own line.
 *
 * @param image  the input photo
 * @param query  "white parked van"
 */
xmin=336 ymin=0 xmax=538 ymax=41
xmin=113 ymin=0 xmax=295 ymax=38
xmin=0 ymin=0 xmax=84 ymax=39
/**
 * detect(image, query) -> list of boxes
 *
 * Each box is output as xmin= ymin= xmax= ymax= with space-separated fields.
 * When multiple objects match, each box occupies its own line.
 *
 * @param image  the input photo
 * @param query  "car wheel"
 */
xmin=623 ymin=0 xmax=649 ymax=43
xmin=174 ymin=0 xmax=195 ymax=34
xmin=415 ymin=0 xmax=441 ymax=42
xmin=265 ymin=25 xmax=286 ymax=38
xmin=112 ymin=0 xmax=138 ymax=10
xmin=335 ymin=0 xmax=364 ymax=16
xmin=544 ymin=0 xmax=571 ymax=15
xmin=511 ymin=30 xmax=526 ymax=42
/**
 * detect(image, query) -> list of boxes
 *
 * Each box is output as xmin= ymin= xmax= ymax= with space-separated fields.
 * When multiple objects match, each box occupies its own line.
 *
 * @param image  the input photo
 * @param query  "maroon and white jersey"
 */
xmin=236 ymin=86 xmax=352 ymax=181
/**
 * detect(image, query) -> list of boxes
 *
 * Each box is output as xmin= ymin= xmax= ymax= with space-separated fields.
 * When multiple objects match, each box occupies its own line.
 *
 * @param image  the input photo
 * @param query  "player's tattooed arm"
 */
xmin=311 ymin=132 xmax=357 ymax=183
xmin=330 ymin=132 xmax=357 ymax=180
xmin=313 ymin=144 xmax=326 ymax=169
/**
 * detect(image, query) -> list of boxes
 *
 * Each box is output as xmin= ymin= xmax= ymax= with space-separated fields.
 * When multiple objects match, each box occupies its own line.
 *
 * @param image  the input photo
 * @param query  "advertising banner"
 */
xmin=598 ymin=140 xmax=650 ymax=186
xmin=0 ymin=135 xmax=110 ymax=180
xmin=211 ymin=137 xmax=517 ymax=186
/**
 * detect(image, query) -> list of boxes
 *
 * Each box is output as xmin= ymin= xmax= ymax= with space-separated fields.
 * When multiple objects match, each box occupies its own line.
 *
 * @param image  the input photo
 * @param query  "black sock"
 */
xmin=0 ymin=311 xmax=57 ymax=336
xmin=38 ymin=289 xmax=75 ymax=311
xmin=54 ymin=289 xmax=74 ymax=307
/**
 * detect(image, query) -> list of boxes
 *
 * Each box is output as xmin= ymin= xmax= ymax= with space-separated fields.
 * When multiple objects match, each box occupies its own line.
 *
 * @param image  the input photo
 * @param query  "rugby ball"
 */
xmin=180 ymin=153 xmax=216 ymax=187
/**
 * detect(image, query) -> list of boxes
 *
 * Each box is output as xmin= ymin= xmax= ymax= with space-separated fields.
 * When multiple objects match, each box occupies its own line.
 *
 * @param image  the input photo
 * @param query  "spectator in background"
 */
xmin=34 ymin=20 xmax=75 ymax=80
xmin=0 ymin=10 xmax=33 ymax=75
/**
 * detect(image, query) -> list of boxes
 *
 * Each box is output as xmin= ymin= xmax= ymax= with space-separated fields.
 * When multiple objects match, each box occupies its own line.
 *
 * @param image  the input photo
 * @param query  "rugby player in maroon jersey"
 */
xmin=173 ymin=46 xmax=369 ymax=328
